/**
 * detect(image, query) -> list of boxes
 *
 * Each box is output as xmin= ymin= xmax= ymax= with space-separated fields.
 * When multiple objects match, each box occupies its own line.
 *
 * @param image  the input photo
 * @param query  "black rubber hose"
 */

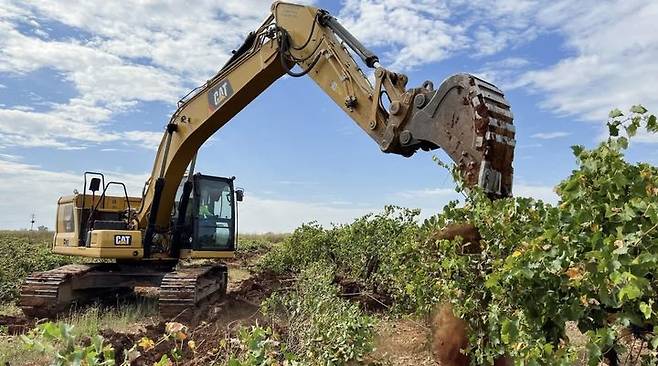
xmin=277 ymin=28 xmax=322 ymax=78
xmin=280 ymin=50 xmax=322 ymax=78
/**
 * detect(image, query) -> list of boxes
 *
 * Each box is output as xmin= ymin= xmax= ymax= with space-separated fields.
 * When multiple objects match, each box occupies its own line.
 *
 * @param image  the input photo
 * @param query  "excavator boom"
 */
xmin=136 ymin=1 xmax=516 ymax=240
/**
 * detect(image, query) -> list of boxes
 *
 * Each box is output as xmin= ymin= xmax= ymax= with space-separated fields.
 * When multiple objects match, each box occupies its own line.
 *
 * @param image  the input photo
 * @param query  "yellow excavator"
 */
xmin=20 ymin=1 xmax=515 ymax=322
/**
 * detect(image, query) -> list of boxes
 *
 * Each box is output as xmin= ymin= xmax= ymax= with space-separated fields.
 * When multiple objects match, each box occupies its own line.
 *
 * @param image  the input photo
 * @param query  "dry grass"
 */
xmin=64 ymin=297 xmax=159 ymax=335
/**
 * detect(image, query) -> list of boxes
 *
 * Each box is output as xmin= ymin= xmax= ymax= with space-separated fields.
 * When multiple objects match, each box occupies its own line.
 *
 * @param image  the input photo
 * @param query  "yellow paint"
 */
xmin=53 ymin=246 xmax=143 ymax=259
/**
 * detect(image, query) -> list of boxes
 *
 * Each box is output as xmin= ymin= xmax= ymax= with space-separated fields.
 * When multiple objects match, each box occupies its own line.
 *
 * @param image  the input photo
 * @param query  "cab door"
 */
xmin=192 ymin=175 xmax=236 ymax=252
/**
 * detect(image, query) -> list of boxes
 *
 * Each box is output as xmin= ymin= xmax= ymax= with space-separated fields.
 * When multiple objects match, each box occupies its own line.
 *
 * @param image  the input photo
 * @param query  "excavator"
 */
xmin=19 ymin=1 xmax=515 ymax=322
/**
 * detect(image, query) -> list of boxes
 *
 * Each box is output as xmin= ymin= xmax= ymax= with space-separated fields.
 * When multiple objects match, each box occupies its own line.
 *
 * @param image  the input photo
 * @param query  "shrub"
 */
xmin=262 ymin=264 xmax=375 ymax=365
xmin=258 ymin=106 xmax=658 ymax=365
xmin=259 ymin=207 xmax=419 ymax=296
xmin=404 ymin=106 xmax=658 ymax=364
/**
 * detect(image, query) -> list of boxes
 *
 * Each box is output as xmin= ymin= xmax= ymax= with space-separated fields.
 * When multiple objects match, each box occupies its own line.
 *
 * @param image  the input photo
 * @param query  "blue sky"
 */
xmin=0 ymin=0 xmax=657 ymax=231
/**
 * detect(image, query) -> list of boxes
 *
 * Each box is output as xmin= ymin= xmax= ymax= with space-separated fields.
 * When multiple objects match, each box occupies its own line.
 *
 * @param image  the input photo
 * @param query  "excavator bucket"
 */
xmin=401 ymin=74 xmax=515 ymax=198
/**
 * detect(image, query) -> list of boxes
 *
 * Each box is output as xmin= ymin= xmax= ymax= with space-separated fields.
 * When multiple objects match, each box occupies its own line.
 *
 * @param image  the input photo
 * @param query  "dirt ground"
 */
xmin=372 ymin=318 xmax=435 ymax=366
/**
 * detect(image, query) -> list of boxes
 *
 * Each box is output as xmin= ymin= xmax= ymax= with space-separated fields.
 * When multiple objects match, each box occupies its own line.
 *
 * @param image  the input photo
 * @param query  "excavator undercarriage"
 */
xmin=20 ymin=262 xmax=228 ymax=322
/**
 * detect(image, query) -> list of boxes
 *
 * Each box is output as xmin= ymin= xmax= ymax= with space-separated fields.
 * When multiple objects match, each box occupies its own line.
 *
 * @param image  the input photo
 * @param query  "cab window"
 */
xmin=58 ymin=203 xmax=74 ymax=233
xmin=195 ymin=179 xmax=234 ymax=250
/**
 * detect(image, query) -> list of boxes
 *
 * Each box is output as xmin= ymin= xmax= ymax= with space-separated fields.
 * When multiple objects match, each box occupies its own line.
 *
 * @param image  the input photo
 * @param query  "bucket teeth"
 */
xmin=401 ymin=73 xmax=515 ymax=197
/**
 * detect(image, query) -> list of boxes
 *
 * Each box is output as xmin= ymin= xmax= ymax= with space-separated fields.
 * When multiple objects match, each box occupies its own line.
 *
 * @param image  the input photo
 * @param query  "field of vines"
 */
xmin=2 ymin=106 xmax=657 ymax=365
xmin=0 ymin=230 xmax=76 ymax=304
xmin=251 ymin=106 xmax=658 ymax=365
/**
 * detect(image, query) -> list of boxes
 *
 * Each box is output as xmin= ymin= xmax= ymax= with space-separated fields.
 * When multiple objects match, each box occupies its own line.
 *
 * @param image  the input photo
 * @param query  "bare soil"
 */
xmin=99 ymin=267 xmax=279 ymax=365
xmin=372 ymin=318 xmax=435 ymax=366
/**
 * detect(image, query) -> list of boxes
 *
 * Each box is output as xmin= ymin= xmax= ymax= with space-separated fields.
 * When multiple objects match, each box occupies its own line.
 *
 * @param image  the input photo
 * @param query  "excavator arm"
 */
xmin=134 ymin=2 xmax=516 ymax=246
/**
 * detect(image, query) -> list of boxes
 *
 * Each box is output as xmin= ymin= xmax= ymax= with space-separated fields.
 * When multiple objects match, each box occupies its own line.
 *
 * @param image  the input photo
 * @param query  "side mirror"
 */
xmin=89 ymin=177 xmax=101 ymax=192
xmin=235 ymin=189 xmax=244 ymax=202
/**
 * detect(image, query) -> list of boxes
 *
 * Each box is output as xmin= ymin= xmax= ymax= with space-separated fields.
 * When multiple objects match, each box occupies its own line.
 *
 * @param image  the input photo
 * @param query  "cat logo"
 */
xmin=207 ymin=79 xmax=233 ymax=112
xmin=114 ymin=235 xmax=132 ymax=246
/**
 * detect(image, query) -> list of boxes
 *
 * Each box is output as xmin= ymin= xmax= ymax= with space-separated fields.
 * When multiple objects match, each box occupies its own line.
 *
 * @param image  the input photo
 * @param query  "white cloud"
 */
xmin=337 ymin=0 xmax=540 ymax=70
xmin=0 ymin=158 xmax=147 ymax=229
xmin=238 ymin=195 xmax=375 ymax=233
xmin=275 ymin=180 xmax=320 ymax=186
xmin=0 ymin=1 xmax=314 ymax=149
xmin=396 ymin=187 xmax=458 ymax=199
xmin=474 ymin=57 xmax=532 ymax=90
xmin=634 ymin=130 xmax=658 ymax=144
xmin=240 ymin=186 xmax=460 ymax=233
xmin=17 ymin=0 xmax=314 ymax=79
xmin=516 ymin=1 xmax=658 ymax=123
xmin=514 ymin=184 xmax=558 ymax=204
xmin=0 ymin=14 xmax=181 ymax=148
xmin=338 ymin=0 xmax=466 ymax=70
xmin=0 ymin=102 xmax=166 ymax=149
xmin=517 ymin=143 xmax=543 ymax=149
xmin=0 ymin=153 xmax=20 ymax=161
xmin=531 ymin=131 xmax=570 ymax=140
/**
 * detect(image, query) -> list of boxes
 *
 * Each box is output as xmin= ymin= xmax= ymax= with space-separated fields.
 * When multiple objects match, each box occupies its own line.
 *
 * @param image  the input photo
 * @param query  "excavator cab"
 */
xmin=191 ymin=174 xmax=237 ymax=252
xmin=173 ymin=173 xmax=242 ymax=259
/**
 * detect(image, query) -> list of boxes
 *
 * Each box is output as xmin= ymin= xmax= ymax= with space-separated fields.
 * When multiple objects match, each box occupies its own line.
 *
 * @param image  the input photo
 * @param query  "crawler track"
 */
xmin=159 ymin=264 xmax=228 ymax=324
xmin=20 ymin=262 xmax=228 ymax=322
xmin=19 ymin=264 xmax=97 ymax=318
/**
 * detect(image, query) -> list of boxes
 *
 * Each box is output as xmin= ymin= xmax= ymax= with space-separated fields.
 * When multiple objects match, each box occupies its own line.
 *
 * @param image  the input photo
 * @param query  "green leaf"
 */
xmin=609 ymin=108 xmax=624 ymax=118
xmin=619 ymin=283 xmax=642 ymax=301
xmin=639 ymin=302 xmax=652 ymax=319
xmin=501 ymin=318 xmax=518 ymax=345
xmin=19 ymin=334 xmax=34 ymax=347
xmin=617 ymin=136 xmax=629 ymax=149
xmin=626 ymin=121 xmax=638 ymax=137
xmin=630 ymin=105 xmax=648 ymax=114
xmin=156 ymin=354 xmax=172 ymax=366
xmin=571 ymin=145 xmax=585 ymax=157
xmin=607 ymin=121 xmax=620 ymax=137
xmin=42 ymin=322 xmax=61 ymax=338
xmin=648 ymin=115 xmax=658 ymax=132
xmin=91 ymin=335 xmax=104 ymax=353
